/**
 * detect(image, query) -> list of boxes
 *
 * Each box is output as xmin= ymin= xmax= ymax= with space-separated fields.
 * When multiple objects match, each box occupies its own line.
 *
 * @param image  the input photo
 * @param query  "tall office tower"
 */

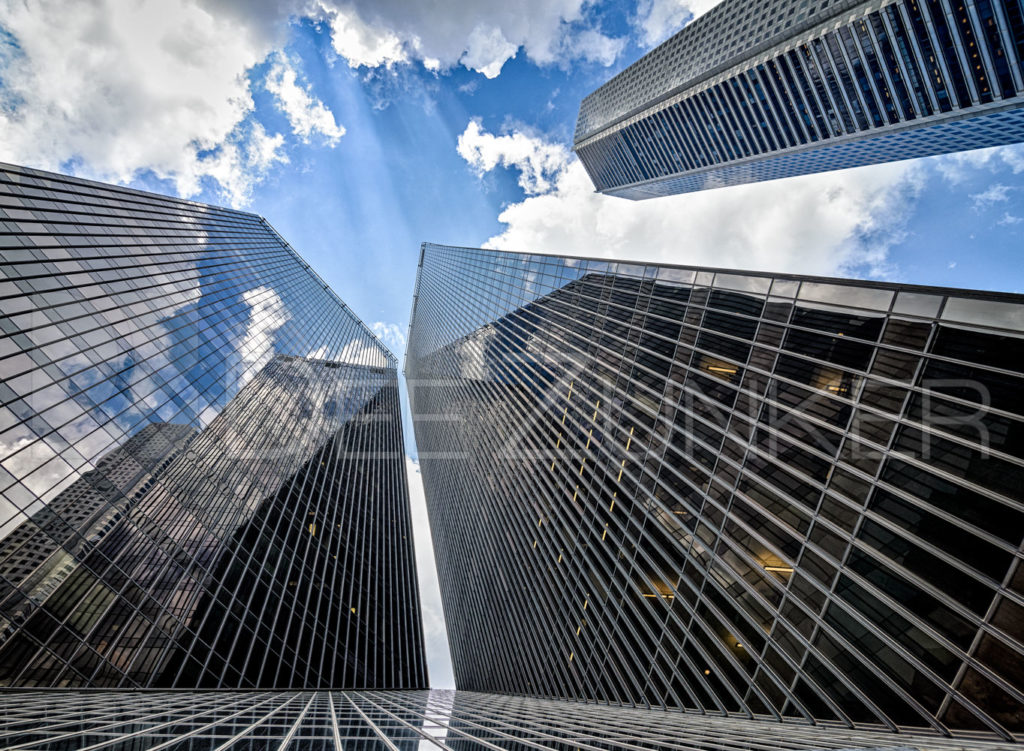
xmin=407 ymin=243 xmax=1024 ymax=743
xmin=574 ymin=0 xmax=1024 ymax=199
xmin=0 ymin=163 xmax=426 ymax=689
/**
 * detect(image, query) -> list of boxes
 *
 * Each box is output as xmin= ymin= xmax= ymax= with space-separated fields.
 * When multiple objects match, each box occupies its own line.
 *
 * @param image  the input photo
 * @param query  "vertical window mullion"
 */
xmin=913 ymin=0 xmax=970 ymax=108
xmin=743 ymin=69 xmax=785 ymax=149
xmin=752 ymin=64 xmax=799 ymax=147
xmin=664 ymin=103 xmax=700 ymax=171
xmin=888 ymin=3 xmax=944 ymax=113
xmin=823 ymin=32 xmax=871 ymax=130
xmin=989 ymin=0 xmax=1024 ymax=91
xmin=801 ymin=44 xmax=848 ymax=136
xmin=630 ymin=116 xmax=663 ymax=176
xmin=839 ymin=26 xmax=886 ymax=127
xmin=848 ymin=21 xmax=899 ymax=125
xmin=780 ymin=52 xmax=824 ymax=140
xmin=646 ymin=112 xmax=681 ymax=175
xmin=765 ymin=58 xmax=811 ymax=145
xmin=614 ymin=129 xmax=645 ymax=185
xmin=682 ymin=96 xmax=724 ymax=164
xmin=634 ymin=117 xmax=666 ymax=177
xmin=695 ymin=89 xmax=739 ymax=161
xmin=651 ymin=109 xmax=687 ymax=173
xmin=709 ymin=83 xmax=754 ymax=158
xmin=974 ymin=0 xmax=1022 ymax=97
xmin=867 ymin=13 xmax=919 ymax=120
xmin=965 ymin=0 xmax=1004 ymax=98
xmin=722 ymin=78 xmax=765 ymax=155
xmin=935 ymin=0 xmax=985 ymax=103
xmin=676 ymin=100 xmax=715 ymax=168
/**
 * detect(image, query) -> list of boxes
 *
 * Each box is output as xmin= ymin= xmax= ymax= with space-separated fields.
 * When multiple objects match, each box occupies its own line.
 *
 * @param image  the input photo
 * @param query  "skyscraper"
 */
xmin=574 ymin=0 xmax=1024 ymax=199
xmin=407 ymin=242 xmax=1024 ymax=743
xmin=0 ymin=162 xmax=427 ymax=688
xmin=1 ymin=687 xmax=1017 ymax=749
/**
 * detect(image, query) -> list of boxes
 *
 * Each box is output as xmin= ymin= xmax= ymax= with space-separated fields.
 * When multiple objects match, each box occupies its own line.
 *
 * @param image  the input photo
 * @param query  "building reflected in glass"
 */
xmin=407 ymin=243 xmax=1024 ymax=743
xmin=0 ymin=163 xmax=426 ymax=689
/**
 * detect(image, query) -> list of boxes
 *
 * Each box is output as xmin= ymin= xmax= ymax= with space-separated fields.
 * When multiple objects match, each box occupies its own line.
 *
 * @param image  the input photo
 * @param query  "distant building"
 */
xmin=407 ymin=242 xmax=1024 ymax=742
xmin=0 ymin=423 xmax=197 ymax=644
xmin=0 ymin=163 xmax=426 ymax=689
xmin=574 ymin=0 xmax=1024 ymax=198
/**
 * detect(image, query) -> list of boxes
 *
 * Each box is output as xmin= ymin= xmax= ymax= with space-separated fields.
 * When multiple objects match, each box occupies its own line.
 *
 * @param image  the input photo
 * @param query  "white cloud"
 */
xmin=0 ymin=0 xmax=619 ymax=207
xmin=458 ymin=122 xmax=922 ymax=279
xmin=266 ymin=54 xmax=346 ymax=144
xmin=372 ymin=322 xmax=406 ymax=358
xmin=406 ymin=456 xmax=455 ymax=689
xmin=634 ymin=0 xmax=723 ymax=48
xmin=0 ymin=0 xmax=297 ymax=206
xmin=970 ymin=183 xmax=1013 ymax=210
xmin=558 ymin=27 xmax=622 ymax=67
xmin=458 ymin=120 xmax=571 ymax=195
xmin=460 ymin=25 xmax=520 ymax=79
xmin=935 ymin=144 xmax=1024 ymax=184
xmin=998 ymin=212 xmax=1023 ymax=226
xmin=247 ymin=122 xmax=289 ymax=171
xmin=327 ymin=4 xmax=409 ymax=69
xmin=321 ymin=0 xmax=624 ymax=78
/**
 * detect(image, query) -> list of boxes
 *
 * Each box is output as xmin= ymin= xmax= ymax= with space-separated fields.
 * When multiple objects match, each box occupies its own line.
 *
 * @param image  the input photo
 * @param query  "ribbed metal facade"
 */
xmin=574 ymin=0 xmax=1024 ymax=198
xmin=0 ymin=688 xmax=1019 ymax=749
xmin=407 ymin=243 xmax=1024 ymax=742
xmin=0 ymin=163 xmax=427 ymax=688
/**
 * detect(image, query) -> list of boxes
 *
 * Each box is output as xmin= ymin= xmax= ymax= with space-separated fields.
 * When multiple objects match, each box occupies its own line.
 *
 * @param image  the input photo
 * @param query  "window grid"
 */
xmin=407 ymin=243 xmax=1024 ymax=742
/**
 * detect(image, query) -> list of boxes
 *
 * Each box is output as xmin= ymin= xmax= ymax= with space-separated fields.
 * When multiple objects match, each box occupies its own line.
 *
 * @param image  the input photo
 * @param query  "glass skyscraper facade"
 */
xmin=407 ymin=243 xmax=1024 ymax=743
xmin=0 ymin=163 xmax=427 ymax=689
xmin=574 ymin=0 xmax=1024 ymax=198
xmin=0 ymin=688 xmax=1018 ymax=750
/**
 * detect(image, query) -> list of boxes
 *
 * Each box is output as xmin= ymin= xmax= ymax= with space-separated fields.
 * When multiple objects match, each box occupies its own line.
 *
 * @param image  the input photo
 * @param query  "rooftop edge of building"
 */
xmin=417 ymin=241 xmax=1024 ymax=312
xmin=0 ymin=161 xmax=398 ymax=367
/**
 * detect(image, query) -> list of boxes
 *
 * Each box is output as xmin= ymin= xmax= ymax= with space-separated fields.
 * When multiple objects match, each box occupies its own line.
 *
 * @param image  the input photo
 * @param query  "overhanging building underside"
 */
xmin=574 ymin=0 xmax=1024 ymax=198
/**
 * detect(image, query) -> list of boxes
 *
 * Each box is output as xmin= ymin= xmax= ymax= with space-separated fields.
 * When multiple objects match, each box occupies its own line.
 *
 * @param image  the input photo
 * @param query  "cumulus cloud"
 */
xmin=458 ymin=120 xmax=571 ymax=195
xmin=0 ymin=0 xmax=298 ymax=206
xmin=321 ymin=0 xmax=624 ymax=78
xmin=0 ymin=0 xmax=624 ymax=207
xmin=266 ymin=54 xmax=346 ymax=144
xmin=634 ymin=0 xmax=723 ymax=48
xmin=406 ymin=456 xmax=455 ymax=688
xmin=935 ymin=144 xmax=1024 ymax=184
xmin=459 ymin=122 xmax=923 ymax=279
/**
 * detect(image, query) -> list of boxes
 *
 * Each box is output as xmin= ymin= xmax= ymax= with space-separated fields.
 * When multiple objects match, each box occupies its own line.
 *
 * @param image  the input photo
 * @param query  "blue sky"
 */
xmin=2 ymin=0 xmax=1023 ymax=689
